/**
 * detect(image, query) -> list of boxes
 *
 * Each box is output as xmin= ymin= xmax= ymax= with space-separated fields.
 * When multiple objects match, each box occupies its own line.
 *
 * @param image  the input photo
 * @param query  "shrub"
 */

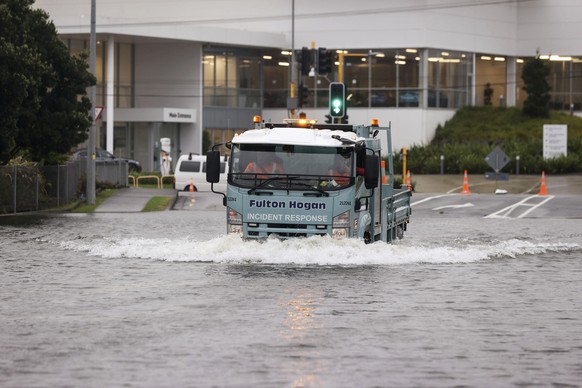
xmin=399 ymin=107 xmax=582 ymax=174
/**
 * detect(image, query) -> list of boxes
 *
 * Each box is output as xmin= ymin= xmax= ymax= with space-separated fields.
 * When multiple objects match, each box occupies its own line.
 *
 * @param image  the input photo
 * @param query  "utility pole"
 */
xmin=87 ymin=0 xmax=96 ymax=205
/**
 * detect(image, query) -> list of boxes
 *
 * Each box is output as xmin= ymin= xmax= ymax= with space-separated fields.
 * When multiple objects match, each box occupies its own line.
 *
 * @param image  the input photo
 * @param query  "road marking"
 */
xmin=518 ymin=195 xmax=554 ymax=218
xmin=433 ymin=203 xmax=474 ymax=211
xmin=446 ymin=182 xmax=490 ymax=194
xmin=484 ymin=194 xmax=555 ymax=219
xmin=411 ymin=194 xmax=451 ymax=207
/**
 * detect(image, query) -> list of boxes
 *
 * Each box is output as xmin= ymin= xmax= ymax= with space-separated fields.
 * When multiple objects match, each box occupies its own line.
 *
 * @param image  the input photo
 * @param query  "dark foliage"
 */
xmin=0 ymin=0 xmax=95 ymax=165
xmin=521 ymin=57 xmax=551 ymax=118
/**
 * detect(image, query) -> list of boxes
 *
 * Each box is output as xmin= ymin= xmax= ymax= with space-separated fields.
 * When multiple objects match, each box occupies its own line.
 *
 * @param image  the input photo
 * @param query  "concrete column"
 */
xmin=471 ymin=53 xmax=476 ymax=106
xmin=506 ymin=56 xmax=517 ymax=107
xmin=420 ymin=48 xmax=429 ymax=108
xmin=148 ymin=122 xmax=161 ymax=172
xmin=106 ymin=38 xmax=115 ymax=152
xmin=420 ymin=48 xmax=429 ymax=143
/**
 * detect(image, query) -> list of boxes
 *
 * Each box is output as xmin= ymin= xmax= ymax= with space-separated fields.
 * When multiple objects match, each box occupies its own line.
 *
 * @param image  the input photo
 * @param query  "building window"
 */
xmin=428 ymin=49 xmax=472 ymax=108
xmin=520 ymin=55 xmax=582 ymax=112
xmin=238 ymin=56 xmax=261 ymax=108
xmin=572 ymin=59 xmax=582 ymax=111
xmin=292 ymin=48 xmax=422 ymax=109
xmin=204 ymin=128 xmax=236 ymax=155
xmin=343 ymin=51 xmax=369 ymax=108
xmin=475 ymin=53 xmax=506 ymax=107
xmin=116 ymin=43 xmax=133 ymax=108
xmin=203 ymin=47 xmax=263 ymax=108
xmin=262 ymin=50 xmax=290 ymax=108
xmin=547 ymin=57 xmax=580 ymax=111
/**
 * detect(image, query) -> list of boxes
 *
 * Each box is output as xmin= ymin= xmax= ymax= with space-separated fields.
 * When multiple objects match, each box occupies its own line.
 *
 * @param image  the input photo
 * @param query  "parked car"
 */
xmin=174 ymin=153 xmax=228 ymax=192
xmin=72 ymin=148 xmax=142 ymax=172
xmin=398 ymin=89 xmax=449 ymax=108
xmin=398 ymin=90 xmax=420 ymax=107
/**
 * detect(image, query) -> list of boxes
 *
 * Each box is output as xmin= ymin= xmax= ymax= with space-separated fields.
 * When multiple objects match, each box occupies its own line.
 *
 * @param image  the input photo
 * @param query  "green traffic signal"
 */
xmin=329 ymin=82 xmax=345 ymax=118
xmin=332 ymin=98 xmax=342 ymax=113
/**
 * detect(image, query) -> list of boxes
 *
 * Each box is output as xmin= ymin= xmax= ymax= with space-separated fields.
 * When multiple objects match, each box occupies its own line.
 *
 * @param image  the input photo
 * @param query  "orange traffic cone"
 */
xmin=538 ymin=171 xmax=548 ymax=196
xmin=406 ymin=170 xmax=412 ymax=191
xmin=381 ymin=160 xmax=387 ymax=184
xmin=189 ymin=178 xmax=195 ymax=192
xmin=461 ymin=170 xmax=471 ymax=194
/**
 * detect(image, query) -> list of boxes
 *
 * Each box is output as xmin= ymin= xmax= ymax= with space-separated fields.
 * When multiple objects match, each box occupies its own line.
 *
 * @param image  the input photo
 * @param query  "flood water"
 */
xmin=1 ymin=208 xmax=582 ymax=387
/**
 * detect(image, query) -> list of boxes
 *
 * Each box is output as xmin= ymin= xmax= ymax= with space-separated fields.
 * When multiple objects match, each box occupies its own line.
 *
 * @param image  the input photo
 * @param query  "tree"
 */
xmin=521 ymin=56 xmax=551 ymax=118
xmin=0 ymin=0 xmax=95 ymax=165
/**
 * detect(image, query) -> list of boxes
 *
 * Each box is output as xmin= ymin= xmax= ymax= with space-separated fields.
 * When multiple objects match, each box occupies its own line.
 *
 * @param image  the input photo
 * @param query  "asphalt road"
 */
xmin=410 ymin=193 xmax=582 ymax=219
xmin=411 ymin=173 xmax=582 ymax=196
xmin=171 ymin=190 xmax=581 ymax=220
xmin=96 ymin=174 xmax=582 ymax=218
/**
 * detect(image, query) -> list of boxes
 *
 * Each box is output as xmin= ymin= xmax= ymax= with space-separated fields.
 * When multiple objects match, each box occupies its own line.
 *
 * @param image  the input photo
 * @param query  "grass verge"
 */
xmin=142 ymin=196 xmax=173 ymax=212
xmin=71 ymin=189 xmax=117 ymax=213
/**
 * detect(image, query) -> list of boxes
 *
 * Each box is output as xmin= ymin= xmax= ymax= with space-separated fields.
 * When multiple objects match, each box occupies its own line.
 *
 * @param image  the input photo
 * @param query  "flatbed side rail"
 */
xmin=392 ymin=189 xmax=412 ymax=221
xmin=381 ymin=189 xmax=412 ymax=242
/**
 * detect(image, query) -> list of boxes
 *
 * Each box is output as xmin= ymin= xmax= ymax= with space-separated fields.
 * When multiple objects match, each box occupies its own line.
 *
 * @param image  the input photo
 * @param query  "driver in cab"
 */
xmin=244 ymin=152 xmax=284 ymax=178
xmin=324 ymin=154 xmax=351 ymax=187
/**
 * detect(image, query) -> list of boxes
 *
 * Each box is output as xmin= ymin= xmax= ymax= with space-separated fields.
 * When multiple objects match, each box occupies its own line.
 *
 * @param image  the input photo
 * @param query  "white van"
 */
xmin=174 ymin=153 xmax=228 ymax=192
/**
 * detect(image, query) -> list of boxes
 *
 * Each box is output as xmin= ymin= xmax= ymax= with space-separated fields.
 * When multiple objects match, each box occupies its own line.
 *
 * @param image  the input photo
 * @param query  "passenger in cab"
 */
xmin=244 ymin=152 xmax=284 ymax=177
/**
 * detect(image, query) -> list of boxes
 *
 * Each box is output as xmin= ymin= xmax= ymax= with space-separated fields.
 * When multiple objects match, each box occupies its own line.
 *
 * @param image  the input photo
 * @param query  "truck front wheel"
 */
xmin=363 ymin=231 xmax=372 ymax=244
xmin=396 ymin=225 xmax=405 ymax=239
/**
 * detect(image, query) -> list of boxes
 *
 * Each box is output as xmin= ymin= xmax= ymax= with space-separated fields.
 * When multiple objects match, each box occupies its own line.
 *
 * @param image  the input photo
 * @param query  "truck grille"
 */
xmin=247 ymin=223 xmax=326 ymax=238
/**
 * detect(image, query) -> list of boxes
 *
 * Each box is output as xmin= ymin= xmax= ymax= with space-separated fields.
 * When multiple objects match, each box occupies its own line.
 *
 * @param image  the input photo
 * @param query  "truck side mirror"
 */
xmin=206 ymin=151 xmax=221 ymax=183
xmin=364 ymin=154 xmax=379 ymax=189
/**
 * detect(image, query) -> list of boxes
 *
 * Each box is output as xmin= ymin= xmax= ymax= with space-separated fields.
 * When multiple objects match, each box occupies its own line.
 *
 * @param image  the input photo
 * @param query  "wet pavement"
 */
xmin=94 ymin=174 xmax=582 ymax=213
xmin=410 ymin=173 xmax=582 ymax=195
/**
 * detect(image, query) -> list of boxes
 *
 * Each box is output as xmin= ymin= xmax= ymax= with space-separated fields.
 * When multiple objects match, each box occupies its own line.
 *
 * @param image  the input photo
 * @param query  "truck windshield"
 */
xmin=229 ymin=144 xmax=354 ymax=190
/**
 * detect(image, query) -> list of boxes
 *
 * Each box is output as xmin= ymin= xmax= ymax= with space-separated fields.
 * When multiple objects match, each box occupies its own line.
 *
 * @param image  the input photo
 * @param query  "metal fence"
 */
xmin=0 ymin=160 xmax=129 ymax=214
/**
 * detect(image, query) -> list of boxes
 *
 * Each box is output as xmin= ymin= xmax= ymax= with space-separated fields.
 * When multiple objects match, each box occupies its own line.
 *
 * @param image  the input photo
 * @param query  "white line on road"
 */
xmin=410 ymin=194 xmax=451 ymax=207
xmin=484 ymin=195 xmax=555 ymax=219
xmin=517 ymin=195 xmax=554 ymax=218
xmin=433 ymin=203 xmax=475 ymax=211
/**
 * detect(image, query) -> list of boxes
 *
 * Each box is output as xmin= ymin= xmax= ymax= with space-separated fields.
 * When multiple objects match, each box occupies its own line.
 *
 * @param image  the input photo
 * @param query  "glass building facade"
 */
xmin=63 ymin=38 xmax=582 ymax=165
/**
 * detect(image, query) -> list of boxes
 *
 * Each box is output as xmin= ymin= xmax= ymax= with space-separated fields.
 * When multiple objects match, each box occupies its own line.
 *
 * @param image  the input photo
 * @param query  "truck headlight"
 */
xmin=227 ymin=208 xmax=242 ymax=224
xmin=333 ymin=211 xmax=350 ymax=228
xmin=332 ymin=211 xmax=350 ymax=239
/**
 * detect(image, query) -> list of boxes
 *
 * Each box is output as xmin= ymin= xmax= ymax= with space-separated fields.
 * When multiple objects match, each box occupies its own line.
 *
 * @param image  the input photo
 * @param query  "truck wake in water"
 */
xmin=58 ymin=235 xmax=580 ymax=266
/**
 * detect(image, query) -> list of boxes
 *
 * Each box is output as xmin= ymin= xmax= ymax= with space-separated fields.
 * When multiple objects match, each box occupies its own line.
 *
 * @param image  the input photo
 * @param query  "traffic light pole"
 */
xmin=289 ymin=0 xmax=297 ymax=119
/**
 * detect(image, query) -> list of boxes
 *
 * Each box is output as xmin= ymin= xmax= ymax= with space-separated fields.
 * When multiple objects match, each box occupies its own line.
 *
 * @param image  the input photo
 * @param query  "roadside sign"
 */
xmin=95 ymin=105 xmax=104 ymax=121
xmin=485 ymin=172 xmax=509 ymax=181
xmin=543 ymin=124 xmax=567 ymax=159
xmin=485 ymin=146 xmax=510 ymax=172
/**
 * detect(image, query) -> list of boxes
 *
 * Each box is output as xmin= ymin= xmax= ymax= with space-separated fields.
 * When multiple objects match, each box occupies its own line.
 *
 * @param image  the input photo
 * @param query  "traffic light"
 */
xmin=329 ymin=82 xmax=345 ymax=118
xmin=300 ymin=47 xmax=310 ymax=76
xmin=298 ymin=84 xmax=309 ymax=107
xmin=318 ymin=47 xmax=333 ymax=74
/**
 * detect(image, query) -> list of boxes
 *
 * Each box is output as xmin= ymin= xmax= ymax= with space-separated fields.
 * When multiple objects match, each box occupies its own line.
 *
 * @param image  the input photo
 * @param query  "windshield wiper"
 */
xmin=292 ymin=182 xmax=330 ymax=197
xmin=248 ymin=176 xmax=299 ymax=194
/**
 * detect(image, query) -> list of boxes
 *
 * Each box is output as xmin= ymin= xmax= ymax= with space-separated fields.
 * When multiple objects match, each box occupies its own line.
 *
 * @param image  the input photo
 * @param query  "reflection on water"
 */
xmin=0 ymin=214 xmax=48 ymax=227
xmin=1 ymin=212 xmax=582 ymax=387
xmin=285 ymin=299 xmax=316 ymax=332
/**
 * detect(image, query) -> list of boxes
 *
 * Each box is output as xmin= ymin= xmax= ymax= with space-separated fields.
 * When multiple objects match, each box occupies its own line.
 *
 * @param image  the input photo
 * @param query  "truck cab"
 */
xmin=206 ymin=117 xmax=411 ymax=243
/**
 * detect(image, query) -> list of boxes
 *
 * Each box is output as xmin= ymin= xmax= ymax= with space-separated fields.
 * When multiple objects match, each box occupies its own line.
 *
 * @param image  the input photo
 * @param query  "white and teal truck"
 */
xmin=206 ymin=116 xmax=412 ymax=243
